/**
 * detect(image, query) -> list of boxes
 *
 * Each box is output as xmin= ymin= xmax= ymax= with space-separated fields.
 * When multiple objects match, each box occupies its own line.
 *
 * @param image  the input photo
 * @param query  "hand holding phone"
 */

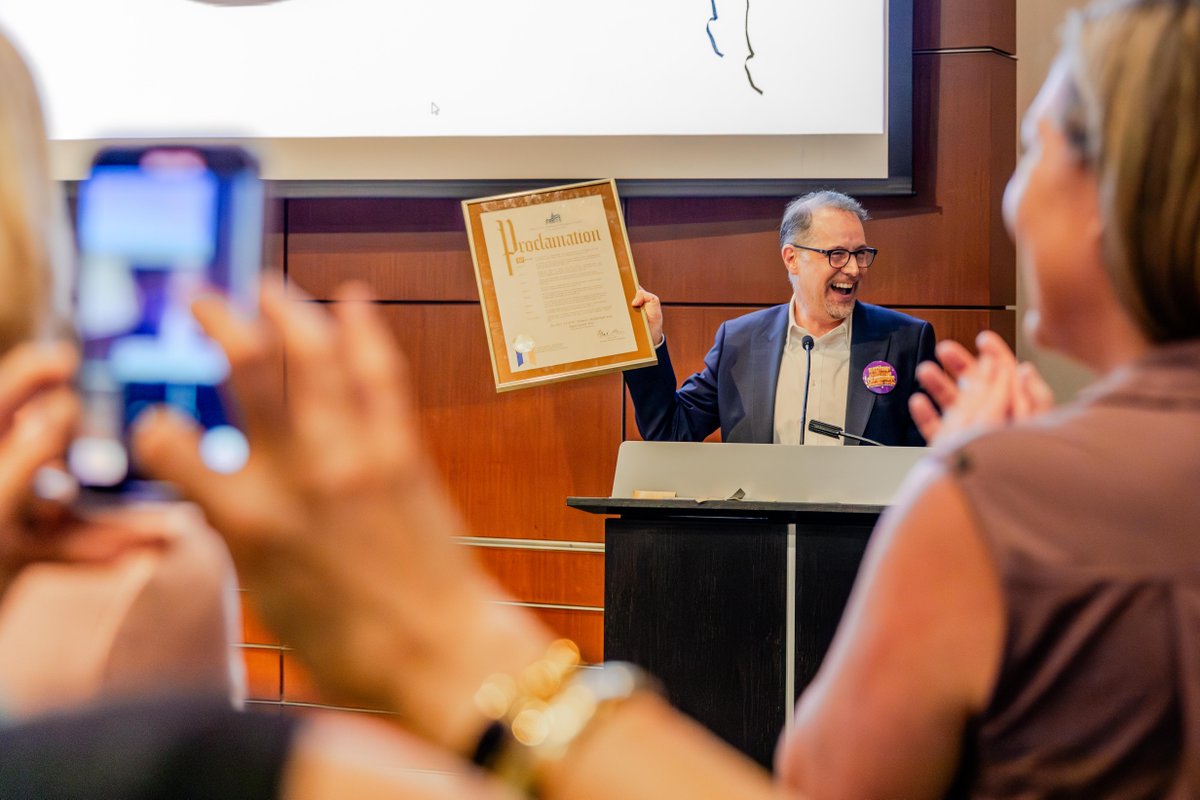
xmin=68 ymin=146 xmax=263 ymax=496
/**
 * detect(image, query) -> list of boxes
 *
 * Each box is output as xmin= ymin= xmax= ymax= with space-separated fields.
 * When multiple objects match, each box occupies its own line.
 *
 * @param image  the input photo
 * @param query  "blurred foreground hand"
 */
xmin=134 ymin=279 xmax=552 ymax=754
xmin=909 ymin=330 xmax=1054 ymax=445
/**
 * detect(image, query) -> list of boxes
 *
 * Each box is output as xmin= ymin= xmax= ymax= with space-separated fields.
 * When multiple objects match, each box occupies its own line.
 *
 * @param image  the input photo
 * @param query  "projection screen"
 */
xmin=0 ymin=0 xmax=913 ymax=196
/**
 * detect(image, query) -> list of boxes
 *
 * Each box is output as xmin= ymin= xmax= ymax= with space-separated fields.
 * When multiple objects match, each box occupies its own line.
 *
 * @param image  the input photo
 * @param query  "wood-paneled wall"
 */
xmin=239 ymin=0 xmax=1017 ymax=714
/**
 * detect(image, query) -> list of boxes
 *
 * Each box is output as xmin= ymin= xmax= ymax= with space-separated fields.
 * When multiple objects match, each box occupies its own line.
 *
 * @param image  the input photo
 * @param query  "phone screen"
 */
xmin=68 ymin=147 xmax=263 ymax=493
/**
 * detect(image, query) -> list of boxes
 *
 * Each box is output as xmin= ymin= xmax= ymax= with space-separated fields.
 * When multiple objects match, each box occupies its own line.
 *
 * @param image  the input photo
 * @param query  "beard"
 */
xmin=825 ymin=296 xmax=856 ymax=321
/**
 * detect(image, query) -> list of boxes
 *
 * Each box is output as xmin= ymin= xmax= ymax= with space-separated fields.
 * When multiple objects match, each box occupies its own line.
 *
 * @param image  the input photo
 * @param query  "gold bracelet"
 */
xmin=474 ymin=638 xmax=581 ymax=724
xmin=470 ymin=640 xmax=655 ymax=797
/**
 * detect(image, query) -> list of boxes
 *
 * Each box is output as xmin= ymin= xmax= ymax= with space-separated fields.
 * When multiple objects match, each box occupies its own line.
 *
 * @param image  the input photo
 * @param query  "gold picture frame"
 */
xmin=463 ymin=179 xmax=656 ymax=392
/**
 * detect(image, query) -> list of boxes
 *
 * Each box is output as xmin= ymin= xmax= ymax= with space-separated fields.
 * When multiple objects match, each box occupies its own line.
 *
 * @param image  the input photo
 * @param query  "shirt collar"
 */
xmin=785 ymin=296 xmax=852 ymax=349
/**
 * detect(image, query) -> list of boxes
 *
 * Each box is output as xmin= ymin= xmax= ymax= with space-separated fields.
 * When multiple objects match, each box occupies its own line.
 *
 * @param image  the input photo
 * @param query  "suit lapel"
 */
xmin=845 ymin=303 xmax=891 ymax=439
xmin=748 ymin=305 xmax=789 ymax=444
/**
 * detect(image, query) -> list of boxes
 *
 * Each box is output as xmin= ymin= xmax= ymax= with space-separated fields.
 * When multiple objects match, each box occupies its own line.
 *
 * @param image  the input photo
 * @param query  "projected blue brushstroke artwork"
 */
xmin=706 ymin=0 xmax=724 ymax=56
xmin=707 ymin=0 xmax=763 ymax=95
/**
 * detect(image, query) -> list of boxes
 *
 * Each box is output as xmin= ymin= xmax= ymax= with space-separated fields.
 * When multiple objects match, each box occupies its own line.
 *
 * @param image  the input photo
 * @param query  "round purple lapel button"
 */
xmin=863 ymin=360 xmax=898 ymax=394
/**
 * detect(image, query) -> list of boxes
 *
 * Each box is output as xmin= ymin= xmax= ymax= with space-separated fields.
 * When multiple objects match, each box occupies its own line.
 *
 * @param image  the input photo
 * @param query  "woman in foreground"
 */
xmin=0 ymin=28 xmax=244 ymax=719
xmin=129 ymin=0 xmax=1200 ymax=797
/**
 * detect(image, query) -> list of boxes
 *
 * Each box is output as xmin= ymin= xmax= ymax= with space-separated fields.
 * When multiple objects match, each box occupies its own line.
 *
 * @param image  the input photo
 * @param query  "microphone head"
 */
xmin=808 ymin=419 xmax=842 ymax=439
xmin=801 ymin=335 xmax=815 ymax=351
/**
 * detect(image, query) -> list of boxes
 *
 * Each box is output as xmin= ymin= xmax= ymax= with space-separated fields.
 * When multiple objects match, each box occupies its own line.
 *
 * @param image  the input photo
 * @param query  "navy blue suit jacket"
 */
xmin=624 ymin=301 xmax=936 ymax=446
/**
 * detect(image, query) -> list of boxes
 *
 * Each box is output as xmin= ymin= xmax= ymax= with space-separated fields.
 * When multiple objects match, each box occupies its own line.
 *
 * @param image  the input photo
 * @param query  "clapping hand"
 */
xmin=908 ymin=330 xmax=1054 ymax=445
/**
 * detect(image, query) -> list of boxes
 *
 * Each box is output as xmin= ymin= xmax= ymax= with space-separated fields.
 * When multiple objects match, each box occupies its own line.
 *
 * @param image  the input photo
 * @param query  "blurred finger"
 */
xmin=0 ymin=388 xmax=78 ymax=517
xmin=32 ymin=466 xmax=79 ymax=507
xmin=915 ymin=360 xmax=959 ymax=411
xmin=261 ymin=281 xmax=359 ymax=465
xmin=6 ymin=524 xmax=165 ymax=568
xmin=332 ymin=283 xmax=418 ymax=464
xmin=933 ymin=339 xmax=977 ymax=382
xmin=0 ymin=342 xmax=77 ymax=434
xmin=975 ymin=330 xmax=1018 ymax=366
xmin=982 ymin=356 xmax=1015 ymax=409
xmin=908 ymin=393 xmax=943 ymax=444
xmin=133 ymin=408 xmax=299 ymax=570
xmin=36 ymin=527 xmax=164 ymax=563
xmin=192 ymin=292 xmax=288 ymax=451
xmin=1017 ymin=362 xmax=1055 ymax=417
xmin=1011 ymin=368 xmax=1032 ymax=420
xmin=959 ymin=355 xmax=1015 ymax=424
xmin=131 ymin=407 xmax=239 ymax=530
xmin=13 ymin=500 xmax=208 ymax=565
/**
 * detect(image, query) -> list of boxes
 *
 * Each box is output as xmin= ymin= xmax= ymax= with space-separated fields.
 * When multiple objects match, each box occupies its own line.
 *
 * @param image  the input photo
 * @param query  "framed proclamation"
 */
xmin=463 ymin=180 xmax=656 ymax=392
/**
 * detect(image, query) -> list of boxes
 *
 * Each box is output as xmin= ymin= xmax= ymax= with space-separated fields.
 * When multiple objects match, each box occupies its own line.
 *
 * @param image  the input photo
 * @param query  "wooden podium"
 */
xmin=569 ymin=442 xmax=924 ymax=769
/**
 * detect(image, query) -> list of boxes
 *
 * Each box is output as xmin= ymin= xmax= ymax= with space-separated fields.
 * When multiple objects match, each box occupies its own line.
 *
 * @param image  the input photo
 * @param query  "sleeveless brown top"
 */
xmin=946 ymin=339 xmax=1200 ymax=799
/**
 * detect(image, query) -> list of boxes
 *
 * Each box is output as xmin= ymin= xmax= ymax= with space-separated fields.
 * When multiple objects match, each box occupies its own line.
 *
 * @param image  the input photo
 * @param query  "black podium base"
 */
xmin=583 ymin=501 xmax=879 ymax=769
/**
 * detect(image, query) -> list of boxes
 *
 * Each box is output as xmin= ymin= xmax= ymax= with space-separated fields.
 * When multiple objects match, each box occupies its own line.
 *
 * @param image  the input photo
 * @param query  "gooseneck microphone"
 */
xmin=799 ymin=335 xmax=815 ymax=444
xmin=808 ymin=419 xmax=887 ymax=447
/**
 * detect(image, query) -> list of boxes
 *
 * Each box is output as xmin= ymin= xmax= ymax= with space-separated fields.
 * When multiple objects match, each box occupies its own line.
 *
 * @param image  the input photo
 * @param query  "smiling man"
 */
xmin=626 ymin=190 xmax=936 ymax=446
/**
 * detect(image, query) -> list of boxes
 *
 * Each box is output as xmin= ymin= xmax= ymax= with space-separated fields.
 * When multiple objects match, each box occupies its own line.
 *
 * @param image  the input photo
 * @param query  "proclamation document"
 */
xmin=464 ymin=180 xmax=656 ymax=392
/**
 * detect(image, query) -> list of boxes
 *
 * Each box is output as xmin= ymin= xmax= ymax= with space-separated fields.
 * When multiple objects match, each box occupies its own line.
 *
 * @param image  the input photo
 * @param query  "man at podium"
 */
xmin=627 ymin=190 xmax=935 ymax=446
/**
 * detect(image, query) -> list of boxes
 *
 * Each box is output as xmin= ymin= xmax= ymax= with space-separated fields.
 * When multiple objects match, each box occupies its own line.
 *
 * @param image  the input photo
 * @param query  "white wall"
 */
xmin=1014 ymin=0 xmax=1095 ymax=399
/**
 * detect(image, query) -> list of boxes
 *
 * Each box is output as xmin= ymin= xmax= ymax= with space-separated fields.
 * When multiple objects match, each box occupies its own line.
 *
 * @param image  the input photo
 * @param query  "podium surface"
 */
xmin=608 ymin=440 xmax=924 ymax=505
xmin=571 ymin=441 xmax=926 ymax=768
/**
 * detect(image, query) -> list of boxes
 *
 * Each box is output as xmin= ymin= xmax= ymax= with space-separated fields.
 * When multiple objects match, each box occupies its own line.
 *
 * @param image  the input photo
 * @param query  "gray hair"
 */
xmin=779 ymin=190 xmax=869 ymax=249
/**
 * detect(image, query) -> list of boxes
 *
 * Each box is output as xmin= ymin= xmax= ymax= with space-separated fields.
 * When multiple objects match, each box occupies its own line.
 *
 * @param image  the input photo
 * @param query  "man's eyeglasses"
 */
xmin=789 ymin=244 xmax=878 ymax=269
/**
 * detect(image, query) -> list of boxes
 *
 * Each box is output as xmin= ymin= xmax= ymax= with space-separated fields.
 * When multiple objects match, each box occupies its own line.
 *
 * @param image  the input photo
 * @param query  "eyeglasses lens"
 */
xmin=831 ymin=249 xmax=876 ymax=269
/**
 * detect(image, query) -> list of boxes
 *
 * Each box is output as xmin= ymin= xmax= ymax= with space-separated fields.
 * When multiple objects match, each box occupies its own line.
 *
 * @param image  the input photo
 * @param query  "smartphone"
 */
xmin=67 ymin=145 xmax=263 ymax=495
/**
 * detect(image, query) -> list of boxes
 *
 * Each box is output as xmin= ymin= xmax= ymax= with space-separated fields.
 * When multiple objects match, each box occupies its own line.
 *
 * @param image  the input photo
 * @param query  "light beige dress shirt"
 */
xmin=772 ymin=298 xmax=852 ymax=445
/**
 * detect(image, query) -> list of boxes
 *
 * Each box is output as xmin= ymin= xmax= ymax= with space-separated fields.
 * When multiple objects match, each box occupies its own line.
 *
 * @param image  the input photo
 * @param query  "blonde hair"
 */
xmin=1058 ymin=0 xmax=1200 ymax=342
xmin=0 ymin=28 xmax=63 ymax=353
